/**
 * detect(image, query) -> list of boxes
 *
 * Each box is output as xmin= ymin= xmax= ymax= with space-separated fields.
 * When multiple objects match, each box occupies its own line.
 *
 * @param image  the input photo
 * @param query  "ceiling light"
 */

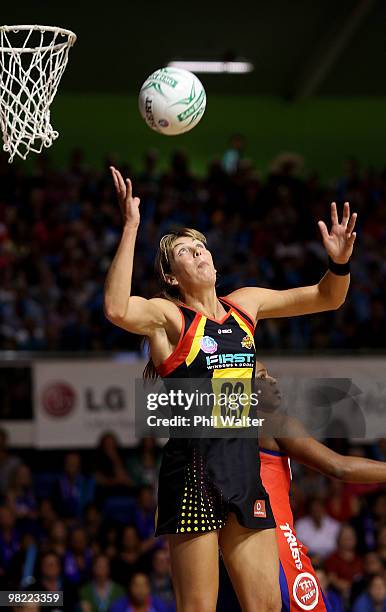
xmin=167 ymin=61 xmax=253 ymax=74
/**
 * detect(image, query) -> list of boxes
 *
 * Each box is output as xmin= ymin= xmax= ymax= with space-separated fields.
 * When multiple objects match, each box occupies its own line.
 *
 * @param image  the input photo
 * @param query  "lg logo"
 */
xmin=41 ymin=384 xmax=126 ymax=417
xmin=85 ymin=387 xmax=126 ymax=411
xmin=42 ymin=382 xmax=77 ymax=417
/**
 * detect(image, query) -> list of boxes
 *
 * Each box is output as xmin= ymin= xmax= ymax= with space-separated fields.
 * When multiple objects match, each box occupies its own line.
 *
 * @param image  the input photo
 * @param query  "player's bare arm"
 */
xmin=257 ymin=365 xmax=386 ymax=484
xmin=228 ymin=202 xmax=357 ymax=321
xmin=103 ymin=167 xmax=181 ymax=353
xmin=274 ymin=418 xmax=386 ymax=483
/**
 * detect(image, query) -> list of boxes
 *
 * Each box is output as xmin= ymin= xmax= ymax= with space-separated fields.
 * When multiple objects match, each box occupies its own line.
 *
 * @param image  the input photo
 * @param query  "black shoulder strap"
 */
xmin=177 ymin=304 xmax=198 ymax=336
xmin=219 ymin=297 xmax=255 ymax=328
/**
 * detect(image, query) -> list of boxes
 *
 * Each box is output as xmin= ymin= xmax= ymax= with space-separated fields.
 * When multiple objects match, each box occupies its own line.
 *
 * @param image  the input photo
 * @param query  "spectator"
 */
xmin=0 ymin=505 xmax=20 ymax=572
xmin=37 ymin=499 xmax=58 ymax=538
xmin=126 ymin=438 xmax=161 ymax=489
xmin=94 ymin=433 xmax=132 ymax=502
xmin=83 ymin=504 xmax=103 ymax=543
xmin=44 ymin=520 xmax=68 ymax=559
xmin=28 ymin=551 xmax=79 ymax=611
xmin=315 ymin=568 xmax=344 ymax=612
xmin=63 ymin=527 xmax=92 ymax=586
xmin=325 ymin=524 xmax=363 ymax=601
xmin=7 ymin=533 xmax=37 ymax=589
xmin=53 ymin=452 xmax=95 ymax=521
xmin=295 ymin=497 xmax=340 ymax=560
xmin=352 ymin=574 xmax=386 ymax=612
xmin=6 ymin=465 xmax=38 ymax=528
xmin=377 ymin=525 xmax=386 ymax=566
xmin=149 ymin=549 xmax=175 ymax=612
xmin=131 ymin=486 xmax=158 ymax=556
xmin=351 ymin=552 xmax=385 ymax=604
xmin=351 ymin=493 xmax=386 ymax=554
xmin=80 ymin=553 xmax=124 ymax=612
xmin=0 ymin=429 xmax=21 ymax=496
xmin=111 ymin=526 xmax=144 ymax=586
xmin=294 ymin=466 xmax=328 ymax=502
xmin=325 ymin=480 xmax=359 ymax=523
xmin=222 ymin=134 xmax=245 ymax=175
xmin=110 ymin=572 xmax=168 ymax=612
xmin=99 ymin=525 xmax=119 ymax=561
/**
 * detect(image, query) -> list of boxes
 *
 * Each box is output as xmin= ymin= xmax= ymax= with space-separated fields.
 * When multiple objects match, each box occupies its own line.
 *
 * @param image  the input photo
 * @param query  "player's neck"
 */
xmin=182 ymin=288 xmax=223 ymax=319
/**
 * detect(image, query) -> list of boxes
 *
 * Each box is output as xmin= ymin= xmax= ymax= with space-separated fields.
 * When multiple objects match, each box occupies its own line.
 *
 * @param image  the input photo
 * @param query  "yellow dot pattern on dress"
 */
xmin=176 ymin=448 xmax=226 ymax=534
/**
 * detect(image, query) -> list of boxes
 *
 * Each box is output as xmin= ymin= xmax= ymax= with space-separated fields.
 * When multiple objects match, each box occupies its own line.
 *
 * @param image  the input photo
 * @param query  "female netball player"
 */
xmin=249 ymin=364 xmax=386 ymax=612
xmin=104 ymin=167 xmax=357 ymax=612
xmin=218 ymin=363 xmax=386 ymax=611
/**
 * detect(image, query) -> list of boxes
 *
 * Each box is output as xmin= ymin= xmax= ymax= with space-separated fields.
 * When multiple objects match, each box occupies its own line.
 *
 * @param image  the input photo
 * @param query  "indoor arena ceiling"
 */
xmin=2 ymin=0 xmax=386 ymax=97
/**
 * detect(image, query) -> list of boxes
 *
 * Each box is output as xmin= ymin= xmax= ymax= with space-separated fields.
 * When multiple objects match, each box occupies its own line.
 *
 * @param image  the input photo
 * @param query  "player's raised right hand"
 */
xmin=110 ymin=166 xmax=140 ymax=228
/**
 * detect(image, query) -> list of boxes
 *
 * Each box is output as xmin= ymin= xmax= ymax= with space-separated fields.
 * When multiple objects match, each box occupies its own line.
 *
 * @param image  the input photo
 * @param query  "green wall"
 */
xmin=25 ymin=95 xmax=386 ymax=179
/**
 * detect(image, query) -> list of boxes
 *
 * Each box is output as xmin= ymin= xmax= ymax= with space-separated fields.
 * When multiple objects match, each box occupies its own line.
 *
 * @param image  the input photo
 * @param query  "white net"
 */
xmin=0 ymin=25 xmax=76 ymax=162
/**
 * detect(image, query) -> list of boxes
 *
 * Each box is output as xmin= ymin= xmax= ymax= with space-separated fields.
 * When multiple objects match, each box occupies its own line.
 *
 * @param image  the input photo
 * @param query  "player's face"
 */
xmin=255 ymin=362 xmax=282 ymax=411
xmin=168 ymin=237 xmax=216 ymax=291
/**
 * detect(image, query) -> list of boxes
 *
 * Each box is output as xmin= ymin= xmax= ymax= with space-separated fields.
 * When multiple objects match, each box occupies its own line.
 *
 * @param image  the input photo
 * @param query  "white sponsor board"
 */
xmin=264 ymin=356 xmax=386 ymax=440
xmin=34 ymin=360 xmax=142 ymax=448
xmin=10 ymin=355 xmax=386 ymax=448
xmin=261 ymin=355 xmax=386 ymax=378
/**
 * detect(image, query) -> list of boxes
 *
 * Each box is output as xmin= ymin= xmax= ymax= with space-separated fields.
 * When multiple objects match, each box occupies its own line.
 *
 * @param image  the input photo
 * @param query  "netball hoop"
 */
xmin=0 ymin=25 xmax=77 ymax=162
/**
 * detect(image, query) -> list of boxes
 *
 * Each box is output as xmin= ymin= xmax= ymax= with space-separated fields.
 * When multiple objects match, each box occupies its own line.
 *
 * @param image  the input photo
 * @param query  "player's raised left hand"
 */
xmin=318 ymin=202 xmax=357 ymax=264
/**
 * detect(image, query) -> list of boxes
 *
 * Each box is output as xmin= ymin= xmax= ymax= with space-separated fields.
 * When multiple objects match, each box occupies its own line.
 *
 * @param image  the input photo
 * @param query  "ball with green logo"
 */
xmin=138 ymin=67 xmax=206 ymax=135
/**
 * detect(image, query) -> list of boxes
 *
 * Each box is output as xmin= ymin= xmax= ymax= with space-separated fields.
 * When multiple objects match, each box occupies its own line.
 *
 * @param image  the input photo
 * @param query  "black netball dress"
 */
xmin=154 ymin=296 xmax=275 ymax=536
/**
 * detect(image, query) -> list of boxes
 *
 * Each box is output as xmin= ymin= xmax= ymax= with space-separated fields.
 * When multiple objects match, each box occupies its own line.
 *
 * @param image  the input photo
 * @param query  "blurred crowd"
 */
xmin=1 ymin=137 xmax=386 ymax=352
xmin=2 ymin=139 xmax=386 ymax=610
xmin=2 ymin=427 xmax=386 ymax=610
xmin=290 ymin=439 xmax=386 ymax=611
xmin=0 ymin=429 xmax=174 ymax=611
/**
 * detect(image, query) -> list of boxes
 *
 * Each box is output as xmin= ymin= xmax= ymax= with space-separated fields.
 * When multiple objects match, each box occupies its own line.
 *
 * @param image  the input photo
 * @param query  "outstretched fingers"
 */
xmin=115 ymin=170 xmax=126 ymax=197
xmin=125 ymin=178 xmax=133 ymax=202
xmin=110 ymin=166 xmax=124 ymax=197
xmin=110 ymin=166 xmax=120 ymax=193
xmin=346 ymin=212 xmax=357 ymax=236
xmin=341 ymin=201 xmax=350 ymax=227
xmin=348 ymin=231 xmax=357 ymax=246
xmin=110 ymin=166 xmax=134 ymax=203
xmin=330 ymin=202 xmax=338 ymax=226
xmin=318 ymin=220 xmax=329 ymax=241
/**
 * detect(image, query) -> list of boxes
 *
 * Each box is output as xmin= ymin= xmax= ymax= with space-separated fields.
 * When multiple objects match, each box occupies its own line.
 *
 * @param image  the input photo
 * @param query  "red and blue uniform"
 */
xmin=260 ymin=448 xmax=332 ymax=611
